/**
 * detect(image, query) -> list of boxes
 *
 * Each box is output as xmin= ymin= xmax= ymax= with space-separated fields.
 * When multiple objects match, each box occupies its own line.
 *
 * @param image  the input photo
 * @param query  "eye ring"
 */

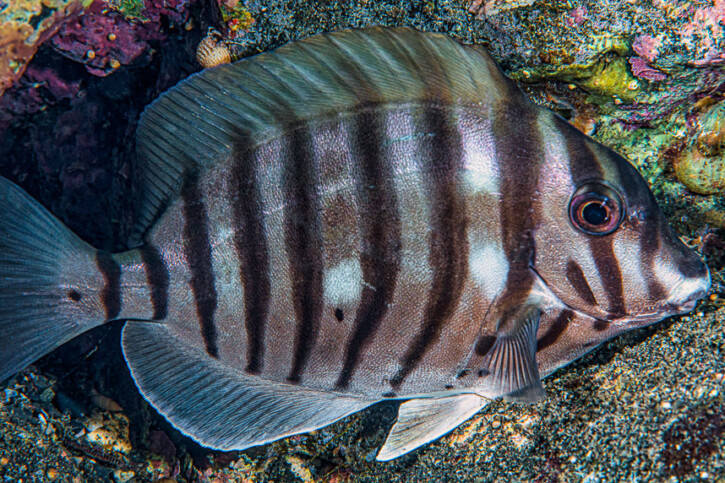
xmin=569 ymin=183 xmax=625 ymax=235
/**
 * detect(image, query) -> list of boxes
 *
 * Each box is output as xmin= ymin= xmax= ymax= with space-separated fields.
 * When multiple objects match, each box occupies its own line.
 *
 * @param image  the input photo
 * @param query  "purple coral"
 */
xmin=629 ymin=34 xmax=667 ymax=81
xmin=629 ymin=56 xmax=667 ymax=81
xmin=0 ymin=65 xmax=81 ymax=121
xmin=632 ymin=35 xmax=660 ymax=63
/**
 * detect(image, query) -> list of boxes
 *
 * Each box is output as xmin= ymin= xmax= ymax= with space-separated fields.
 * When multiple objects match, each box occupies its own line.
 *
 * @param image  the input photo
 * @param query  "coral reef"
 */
xmin=0 ymin=0 xmax=94 ymax=95
xmin=218 ymin=0 xmax=254 ymax=39
xmin=51 ymin=0 xmax=191 ymax=77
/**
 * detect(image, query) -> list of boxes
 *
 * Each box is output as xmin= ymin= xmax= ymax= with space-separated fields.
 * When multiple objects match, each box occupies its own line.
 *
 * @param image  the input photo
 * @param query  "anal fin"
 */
xmin=376 ymin=394 xmax=488 ymax=461
xmin=479 ymin=307 xmax=545 ymax=403
xmin=122 ymin=321 xmax=374 ymax=451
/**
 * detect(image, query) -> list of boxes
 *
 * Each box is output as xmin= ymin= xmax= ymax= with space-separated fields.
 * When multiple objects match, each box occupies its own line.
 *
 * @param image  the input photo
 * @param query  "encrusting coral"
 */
xmin=0 ymin=0 xmax=94 ymax=95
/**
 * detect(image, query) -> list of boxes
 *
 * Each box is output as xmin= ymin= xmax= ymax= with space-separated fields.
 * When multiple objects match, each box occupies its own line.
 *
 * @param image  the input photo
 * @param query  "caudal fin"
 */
xmin=0 ymin=177 xmax=107 ymax=381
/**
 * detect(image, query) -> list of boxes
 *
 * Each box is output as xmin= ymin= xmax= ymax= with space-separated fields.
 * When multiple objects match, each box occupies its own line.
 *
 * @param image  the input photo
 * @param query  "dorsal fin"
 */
xmin=131 ymin=26 xmax=515 ymax=243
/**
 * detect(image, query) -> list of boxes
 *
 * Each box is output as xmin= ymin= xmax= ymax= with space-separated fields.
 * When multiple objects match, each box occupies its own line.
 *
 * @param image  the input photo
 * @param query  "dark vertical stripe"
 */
xmin=391 ymin=106 xmax=468 ymax=388
xmin=230 ymin=140 xmax=271 ymax=374
xmin=560 ymin=117 xmax=605 ymax=184
xmin=561 ymin=119 xmax=626 ymax=318
xmin=536 ymin=309 xmax=573 ymax=351
xmin=589 ymin=237 xmax=626 ymax=317
xmin=181 ymin=173 xmax=219 ymax=358
xmin=616 ymin=151 xmax=668 ymax=302
xmin=639 ymin=218 xmax=667 ymax=302
xmin=285 ymin=126 xmax=324 ymax=383
xmin=139 ymin=244 xmax=169 ymax=320
xmin=96 ymin=251 xmax=121 ymax=320
xmin=565 ymin=259 xmax=598 ymax=307
xmin=335 ymin=109 xmax=402 ymax=390
xmin=495 ymin=103 xmax=543 ymax=317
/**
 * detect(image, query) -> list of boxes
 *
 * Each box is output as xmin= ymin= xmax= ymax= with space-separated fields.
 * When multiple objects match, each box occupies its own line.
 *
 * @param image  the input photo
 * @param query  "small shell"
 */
xmin=196 ymin=33 xmax=232 ymax=68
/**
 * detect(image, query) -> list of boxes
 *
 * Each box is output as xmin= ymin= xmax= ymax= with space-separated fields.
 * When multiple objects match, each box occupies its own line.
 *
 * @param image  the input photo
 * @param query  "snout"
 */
xmin=666 ymin=262 xmax=711 ymax=312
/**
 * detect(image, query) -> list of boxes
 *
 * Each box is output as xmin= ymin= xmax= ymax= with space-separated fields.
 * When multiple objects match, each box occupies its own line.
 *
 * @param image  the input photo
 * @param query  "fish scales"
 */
xmin=0 ymin=27 xmax=710 ymax=460
xmin=135 ymin=105 xmax=497 ymax=395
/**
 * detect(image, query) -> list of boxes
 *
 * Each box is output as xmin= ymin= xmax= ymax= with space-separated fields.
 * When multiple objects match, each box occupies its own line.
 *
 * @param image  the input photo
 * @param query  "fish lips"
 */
xmin=605 ymin=298 xmax=702 ymax=328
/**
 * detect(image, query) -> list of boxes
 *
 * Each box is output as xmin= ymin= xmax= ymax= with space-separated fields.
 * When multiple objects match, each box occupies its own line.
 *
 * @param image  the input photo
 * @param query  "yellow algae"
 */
xmin=674 ymin=103 xmax=725 ymax=195
xmin=509 ymin=35 xmax=638 ymax=103
xmin=577 ymin=57 xmax=639 ymax=103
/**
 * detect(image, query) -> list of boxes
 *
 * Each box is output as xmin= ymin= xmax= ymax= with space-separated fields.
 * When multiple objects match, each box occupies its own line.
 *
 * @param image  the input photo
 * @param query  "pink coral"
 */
xmin=565 ymin=6 xmax=588 ymax=27
xmin=25 ymin=65 xmax=81 ymax=101
xmin=51 ymin=2 xmax=148 ymax=76
xmin=629 ymin=57 xmax=667 ymax=81
xmin=632 ymin=35 xmax=661 ymax=63
xmin=681 ymin=0 xmax=725 ymax=66
xmin=0 ymin=65 xmax=80 ymax=120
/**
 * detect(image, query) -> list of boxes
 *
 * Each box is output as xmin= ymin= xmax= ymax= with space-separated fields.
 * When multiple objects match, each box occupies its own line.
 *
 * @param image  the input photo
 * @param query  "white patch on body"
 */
xmin=612 ymin=236 xmax=646 ymax=297
xmin=536 ymin=112 xmax=575 ymax=194
xmin=468 ymin=241 xmax=508 ymax=299
xmin=667 ymin=275 xmax=710 ymax=306
xmin=460 ymin=116 xmax=499 ymax=195
xmin=654 ymin=257 xmax=685 ymax=291
xmin=324 ymin=257 xmax=363 ymax=306
xmin=463 ymin=152 xmax=499 ymax=194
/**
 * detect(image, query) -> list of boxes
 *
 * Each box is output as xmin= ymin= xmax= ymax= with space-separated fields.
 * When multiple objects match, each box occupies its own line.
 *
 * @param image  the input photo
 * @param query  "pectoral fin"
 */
xmin=479 ymin=306 xmax=545 ymax=403
xmin=376 ymin=394 xmax=489 ymax=461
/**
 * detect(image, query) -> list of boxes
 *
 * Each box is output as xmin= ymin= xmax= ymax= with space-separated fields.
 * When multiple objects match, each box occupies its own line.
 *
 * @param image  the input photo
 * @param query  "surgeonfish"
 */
xmin=0 ymin=27 xmax=711 ymax=460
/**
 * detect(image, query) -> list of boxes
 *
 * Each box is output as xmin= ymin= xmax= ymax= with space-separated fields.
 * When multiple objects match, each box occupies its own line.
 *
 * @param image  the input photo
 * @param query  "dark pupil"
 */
xmin=582 ymin=201 xmax=608 ymax=226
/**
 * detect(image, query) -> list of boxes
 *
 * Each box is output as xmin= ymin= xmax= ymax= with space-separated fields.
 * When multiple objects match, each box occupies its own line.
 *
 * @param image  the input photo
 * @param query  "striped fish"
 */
xmin=0 ymin=27 xmax=711 ymax=460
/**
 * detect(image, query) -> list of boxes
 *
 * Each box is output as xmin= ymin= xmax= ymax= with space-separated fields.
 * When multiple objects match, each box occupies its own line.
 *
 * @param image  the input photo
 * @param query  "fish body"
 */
xmin=0 ymin=27 xmax=710 ymax=460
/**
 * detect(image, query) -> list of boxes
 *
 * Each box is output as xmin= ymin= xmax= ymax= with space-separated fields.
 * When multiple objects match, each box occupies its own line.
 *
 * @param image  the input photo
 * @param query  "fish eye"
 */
xmin=569 ymin=183 xmax=624 ymax=235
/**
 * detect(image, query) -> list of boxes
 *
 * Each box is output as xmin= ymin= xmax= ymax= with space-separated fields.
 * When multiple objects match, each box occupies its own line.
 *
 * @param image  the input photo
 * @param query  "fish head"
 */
xmin=532 ymin=115 xmax=710 ymax=328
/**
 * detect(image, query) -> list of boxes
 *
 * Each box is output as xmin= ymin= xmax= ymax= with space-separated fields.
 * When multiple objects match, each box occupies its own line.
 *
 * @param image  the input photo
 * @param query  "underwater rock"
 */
xmin=0 ymin=0 xmax=94 ymax=95
xmin=674 ymin=101 xmax=725 ymax=195
xmin=482 ymin=0 xmax=725 ymax=126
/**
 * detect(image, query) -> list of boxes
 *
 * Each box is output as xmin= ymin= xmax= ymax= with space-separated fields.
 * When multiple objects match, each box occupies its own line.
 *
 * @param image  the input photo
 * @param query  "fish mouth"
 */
xmin=604 ymin=300 xmax=699 ymax=327
xmin=529 ymin=265 xmax=704 ymax=328
xmin=667 ymin=299 xmax=697 ymax=314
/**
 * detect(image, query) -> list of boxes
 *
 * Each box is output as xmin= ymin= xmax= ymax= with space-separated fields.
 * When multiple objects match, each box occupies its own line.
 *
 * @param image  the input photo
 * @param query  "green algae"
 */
xmin=107 ymin=0 xmax=147 ymax=21
xmin=509 ymin=35 xmax=637 ymax=104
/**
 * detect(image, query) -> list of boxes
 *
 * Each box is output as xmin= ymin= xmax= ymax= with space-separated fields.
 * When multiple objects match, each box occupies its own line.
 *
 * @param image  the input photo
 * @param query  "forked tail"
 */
xmin=0 ymin=177 xmax=108 ymax=381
